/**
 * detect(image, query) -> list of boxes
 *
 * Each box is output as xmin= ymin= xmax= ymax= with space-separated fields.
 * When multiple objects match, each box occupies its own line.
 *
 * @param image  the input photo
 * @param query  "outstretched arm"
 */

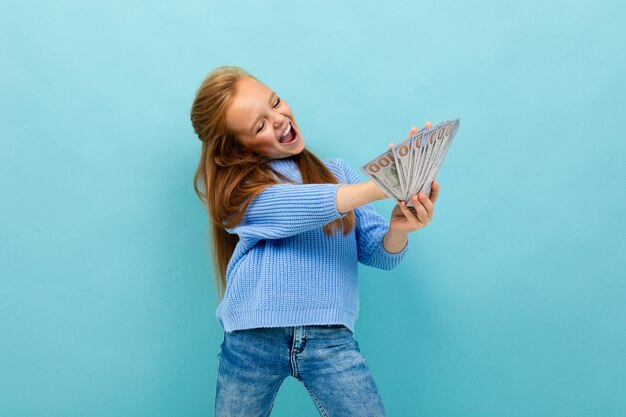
xmin=336 ymin=181 xmax=388 ymax=214
xmin=227 ymin=183 xmax=345 ymax=242
xmin=229 ymin=176 xmax=391 ymax=244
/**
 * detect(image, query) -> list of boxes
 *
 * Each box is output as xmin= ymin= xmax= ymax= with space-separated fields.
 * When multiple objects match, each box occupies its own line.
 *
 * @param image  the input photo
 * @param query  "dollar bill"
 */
xmin=421 ymin=118 xmax=460 ymax=196
xmin=360 ymin=149 xmax=404 ymax=201
xmin=360 ymin=118 xmax=461 ymax=206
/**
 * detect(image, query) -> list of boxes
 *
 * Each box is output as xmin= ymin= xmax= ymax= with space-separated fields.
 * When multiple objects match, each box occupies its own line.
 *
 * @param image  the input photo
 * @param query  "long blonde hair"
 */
xmin=190 ymin=66 xmax=355 ymax=300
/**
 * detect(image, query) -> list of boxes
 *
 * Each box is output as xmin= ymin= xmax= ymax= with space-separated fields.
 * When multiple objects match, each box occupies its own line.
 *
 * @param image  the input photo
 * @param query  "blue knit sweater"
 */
xmin=216 ymin=157 xmax=409 ymax=334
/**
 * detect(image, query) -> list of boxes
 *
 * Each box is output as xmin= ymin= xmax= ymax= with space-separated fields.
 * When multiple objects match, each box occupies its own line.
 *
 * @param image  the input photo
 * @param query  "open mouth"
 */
xmin=278 ymin=122 xmax=299 ymax=145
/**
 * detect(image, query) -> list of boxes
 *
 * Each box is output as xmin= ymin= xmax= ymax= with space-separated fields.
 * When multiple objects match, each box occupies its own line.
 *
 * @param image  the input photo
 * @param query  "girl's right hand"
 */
xmin=343 ymin=121 xmax=432 ymax=212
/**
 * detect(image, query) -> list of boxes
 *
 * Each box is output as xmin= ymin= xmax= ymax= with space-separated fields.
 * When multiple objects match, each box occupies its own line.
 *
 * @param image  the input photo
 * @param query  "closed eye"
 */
xmin=256 ymin=98 xmax=282 ymax=133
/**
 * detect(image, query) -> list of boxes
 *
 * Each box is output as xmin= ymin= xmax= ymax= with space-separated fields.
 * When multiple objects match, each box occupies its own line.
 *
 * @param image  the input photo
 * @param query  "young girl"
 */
xmin=190 ymin=66 xmax=439 ymax=417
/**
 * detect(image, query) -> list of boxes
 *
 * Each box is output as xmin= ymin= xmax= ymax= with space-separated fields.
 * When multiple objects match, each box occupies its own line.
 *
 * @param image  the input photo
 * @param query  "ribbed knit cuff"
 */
xmin=326 ymin=184 xmax=347 ymax=220
xmin=370 ymin=232 xmax=409 ymax=270
xmin=333 ymin=183 xmax=348 ymax=219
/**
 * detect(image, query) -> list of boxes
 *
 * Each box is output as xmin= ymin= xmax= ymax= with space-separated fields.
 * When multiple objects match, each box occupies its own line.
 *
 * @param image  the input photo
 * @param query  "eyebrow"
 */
xmin=249 ymin=92 xmax=277 ymax=134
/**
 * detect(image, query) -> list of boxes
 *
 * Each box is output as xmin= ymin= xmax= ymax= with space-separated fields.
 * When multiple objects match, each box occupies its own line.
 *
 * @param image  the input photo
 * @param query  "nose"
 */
xmin=272 ymin=112 xmax=287 ymax=129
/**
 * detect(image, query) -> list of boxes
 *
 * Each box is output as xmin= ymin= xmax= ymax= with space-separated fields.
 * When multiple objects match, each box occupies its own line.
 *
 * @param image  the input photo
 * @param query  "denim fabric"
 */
xmin=215 ymin=324 xmax=387 ymax=417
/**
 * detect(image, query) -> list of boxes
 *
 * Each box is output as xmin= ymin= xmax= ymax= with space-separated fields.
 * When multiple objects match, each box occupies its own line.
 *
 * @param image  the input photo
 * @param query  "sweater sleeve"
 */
xmin=226 ymin=183 xmax=346 ymax=243
xmin=332 ymin=158 xmax=409 ymax=270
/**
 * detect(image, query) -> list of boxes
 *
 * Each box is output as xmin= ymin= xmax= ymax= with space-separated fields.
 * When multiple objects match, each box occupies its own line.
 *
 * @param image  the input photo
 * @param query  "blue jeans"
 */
xmin=215 ymin=324 xmax=387 ymax=417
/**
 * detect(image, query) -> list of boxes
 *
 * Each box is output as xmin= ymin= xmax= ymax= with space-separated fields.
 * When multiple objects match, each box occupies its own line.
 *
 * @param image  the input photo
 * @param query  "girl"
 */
xmin=190 ymin=66 xmax=439 ymax=417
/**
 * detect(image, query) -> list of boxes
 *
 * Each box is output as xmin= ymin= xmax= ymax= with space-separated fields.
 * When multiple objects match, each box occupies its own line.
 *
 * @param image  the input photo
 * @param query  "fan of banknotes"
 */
xmin=360 ymin=118 xmax=460 ymax=206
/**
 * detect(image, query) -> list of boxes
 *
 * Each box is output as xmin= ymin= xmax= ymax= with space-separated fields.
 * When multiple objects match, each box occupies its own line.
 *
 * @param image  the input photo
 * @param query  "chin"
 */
xmin=283 ymin=137 xmax=305 ymax=156
xmin=292 ymin=143 xmax=306 ymax=156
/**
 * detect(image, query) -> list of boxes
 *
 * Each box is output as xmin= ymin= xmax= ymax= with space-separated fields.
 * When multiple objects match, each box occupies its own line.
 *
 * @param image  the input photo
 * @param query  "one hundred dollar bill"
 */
xmin=360 ymin=118 xmax=461 ymax=206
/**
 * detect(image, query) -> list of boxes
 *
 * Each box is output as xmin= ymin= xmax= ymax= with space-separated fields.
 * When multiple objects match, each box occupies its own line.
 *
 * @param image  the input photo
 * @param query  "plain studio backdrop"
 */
xmin=1 ymin=1 xmax=624 ymax=416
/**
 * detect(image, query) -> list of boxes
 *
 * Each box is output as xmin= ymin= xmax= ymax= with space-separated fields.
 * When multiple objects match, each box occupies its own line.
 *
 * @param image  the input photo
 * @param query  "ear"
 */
xmin=235 ymin=142 xmax=253 ymax=158
xmin=227 ymin=133 xmax=250 ymax=157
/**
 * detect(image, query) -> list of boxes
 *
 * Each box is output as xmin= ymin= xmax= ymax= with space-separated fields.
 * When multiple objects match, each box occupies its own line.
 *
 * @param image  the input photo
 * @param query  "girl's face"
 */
xmin=225 ymin=77 xmax=305 ymax=159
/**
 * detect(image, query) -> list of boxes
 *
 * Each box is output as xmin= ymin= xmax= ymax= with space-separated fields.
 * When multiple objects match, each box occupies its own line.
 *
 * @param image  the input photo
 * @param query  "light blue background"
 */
xmin=1 ymin=0 xmax=624 ymax=416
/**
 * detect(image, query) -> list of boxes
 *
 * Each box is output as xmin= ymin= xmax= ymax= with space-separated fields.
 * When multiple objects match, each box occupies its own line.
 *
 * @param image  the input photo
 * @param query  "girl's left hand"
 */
xmin=389 ymin=179 xmax=440 ymax=235
xmin=387 ymin=122 xmax=439 ymax=236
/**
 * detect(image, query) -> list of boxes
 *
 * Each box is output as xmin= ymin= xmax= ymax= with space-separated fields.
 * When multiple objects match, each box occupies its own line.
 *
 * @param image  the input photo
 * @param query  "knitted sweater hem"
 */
xmin=218 ymin=307 xmax=358 ymax=335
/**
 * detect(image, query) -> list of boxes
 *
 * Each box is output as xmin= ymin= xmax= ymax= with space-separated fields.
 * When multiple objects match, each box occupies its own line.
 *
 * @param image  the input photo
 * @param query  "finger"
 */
xmin=429 ymin=179 xmax=440 ymax=204
xmin=411 ymin=195 xmax=429 ymax=223
xmin=424 ymin=121 xmax=432 ymax=129
xmin=398 ymin=201 xmax=419 ymax=224
xmin=418 ymin=192 xmax=434 ymax=219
